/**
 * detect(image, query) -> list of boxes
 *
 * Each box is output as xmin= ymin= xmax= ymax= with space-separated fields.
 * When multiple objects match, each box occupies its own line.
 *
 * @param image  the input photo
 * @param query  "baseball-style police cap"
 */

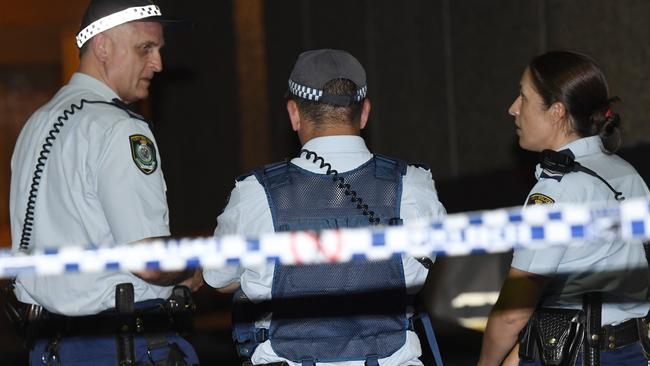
xmin=77 ymin=0 xmax=179 ymax=48
xmin=288 ymin=49 xmax=368 ymax=107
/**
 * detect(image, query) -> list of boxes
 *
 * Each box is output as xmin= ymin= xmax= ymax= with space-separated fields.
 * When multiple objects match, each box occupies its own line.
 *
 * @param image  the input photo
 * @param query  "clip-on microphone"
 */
xmin=541 ymin=149 xmax=625 ymax=201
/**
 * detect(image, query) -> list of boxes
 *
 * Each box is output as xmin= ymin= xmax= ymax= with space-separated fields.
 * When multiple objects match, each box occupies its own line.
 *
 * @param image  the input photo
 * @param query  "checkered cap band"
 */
xmin=76 ymin=5 xmax=162 ymax=48
xmin=288 ymin=80 xmax=367 ymax=103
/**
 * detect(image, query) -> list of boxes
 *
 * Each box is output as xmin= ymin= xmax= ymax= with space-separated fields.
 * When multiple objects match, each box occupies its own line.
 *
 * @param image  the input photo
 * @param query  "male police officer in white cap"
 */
xmin=9 ymin=0 xmax=200 ymax=364
xmin=204 ymin=49 xmax=446 ymax=366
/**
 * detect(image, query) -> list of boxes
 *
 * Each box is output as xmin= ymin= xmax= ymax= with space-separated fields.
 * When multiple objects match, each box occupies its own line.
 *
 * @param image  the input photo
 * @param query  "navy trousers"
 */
xmin=30 ymin=332 xmax=199 ymax=365
xmin=519 ymin=343 xmax=648 ymax=366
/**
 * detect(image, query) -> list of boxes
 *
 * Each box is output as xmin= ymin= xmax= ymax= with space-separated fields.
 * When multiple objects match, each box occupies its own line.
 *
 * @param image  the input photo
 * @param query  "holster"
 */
xmin=638 ymin=316 xmax=650 ymax=360
xmin=0 ymin=280 xmax=44 ymax=348
xmin=518 ymin=308 xmax=585 ymax=366
xmin=583 ymin=293 xmax=601 ymax=366
xmin=4 ymin=282 xmax=195 ymax=365
xmin=115 ymin=283 xmax=136 ymax=366
xmin=114 ymin=284 xmax=195 ymax=366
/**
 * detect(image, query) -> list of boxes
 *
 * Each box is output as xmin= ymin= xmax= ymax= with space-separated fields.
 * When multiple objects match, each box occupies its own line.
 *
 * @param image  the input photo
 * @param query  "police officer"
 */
xmin=9 ymin=0 xmax=200 ymax=364
xmin=477 ymin=51 xmax=650 ymax=366
xmin=204 ymin=49 xmax=446 ymax=365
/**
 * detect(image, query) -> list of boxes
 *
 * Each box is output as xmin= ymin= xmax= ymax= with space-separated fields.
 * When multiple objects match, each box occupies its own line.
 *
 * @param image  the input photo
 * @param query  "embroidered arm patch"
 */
xmin=129 ymin=134 xmax=158 ymax=175
xmin=527 ymin=193 xmax=555 ymax=205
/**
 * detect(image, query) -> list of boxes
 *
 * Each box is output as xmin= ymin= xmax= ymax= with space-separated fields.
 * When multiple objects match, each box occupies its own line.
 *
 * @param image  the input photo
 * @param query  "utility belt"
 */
xmin=2 ymin=282 xmax=195 ymax=365
xmin=6 ymin=284 xmax=195 ymax=340
xmin=518 ymin=293 xmax=650 ymax=366
xmin=28 ymin=302 xmax=191 ymax=338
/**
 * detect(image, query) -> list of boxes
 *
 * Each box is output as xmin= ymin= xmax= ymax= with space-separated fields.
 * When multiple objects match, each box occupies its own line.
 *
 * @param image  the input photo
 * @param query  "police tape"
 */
xmin=1 ymin=198 xmax=649 ymax=278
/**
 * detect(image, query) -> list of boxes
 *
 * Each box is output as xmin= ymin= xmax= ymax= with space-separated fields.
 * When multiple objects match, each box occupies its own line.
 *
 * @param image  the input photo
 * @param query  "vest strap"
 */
xmin=365 ymin=354 xmax=379 ymax=366
xmin=253 ymin=160 xmax=291 ymax=189
xmin=373 ymin=154 xmax=407 ymax=179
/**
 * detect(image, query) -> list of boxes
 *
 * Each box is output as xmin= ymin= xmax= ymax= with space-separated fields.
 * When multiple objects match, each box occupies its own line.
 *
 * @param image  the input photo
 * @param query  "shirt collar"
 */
xmin=557 ymin=135 xmax=604 ymax=159
xmin=69 ymin=72 xmax=121 ymax=102
xmin=292 ymin=135 xmax=372 ymax=173
xmin=301 ymin=135 xmax=369 ymax=154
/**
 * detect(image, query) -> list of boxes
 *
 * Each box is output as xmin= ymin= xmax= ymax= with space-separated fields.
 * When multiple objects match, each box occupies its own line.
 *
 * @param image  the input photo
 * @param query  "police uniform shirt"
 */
xmin=512 ymin=136 xmax=650 ymax=325
xmin=204 ymin=135 xmax=446 ymax=366
xmin=9 ymin=73 xmax=172 ymax=316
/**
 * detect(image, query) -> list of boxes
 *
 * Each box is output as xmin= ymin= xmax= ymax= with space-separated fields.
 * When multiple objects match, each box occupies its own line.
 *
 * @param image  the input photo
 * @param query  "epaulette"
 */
xmin=235 ymin=172 xmax=254 ymax=182
xmin=109 ymin=98 xmax=152 ymax=128
xmin=539 ymin=149 xmax=575 ymax=182
xmin=407 ymin=161 xmax=430 ymax=170
xmin=539 ymin=169 xmax=566 ymax=182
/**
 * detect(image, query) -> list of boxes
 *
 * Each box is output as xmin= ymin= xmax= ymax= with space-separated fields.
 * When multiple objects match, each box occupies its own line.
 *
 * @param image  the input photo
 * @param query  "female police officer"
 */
xmin=477 ymin=51 xmax=650 ymax=365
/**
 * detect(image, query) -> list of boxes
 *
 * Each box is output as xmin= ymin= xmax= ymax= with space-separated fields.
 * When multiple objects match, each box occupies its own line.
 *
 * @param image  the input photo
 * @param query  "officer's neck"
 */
xmin=299 ymin=122 xmax=360 ymax=145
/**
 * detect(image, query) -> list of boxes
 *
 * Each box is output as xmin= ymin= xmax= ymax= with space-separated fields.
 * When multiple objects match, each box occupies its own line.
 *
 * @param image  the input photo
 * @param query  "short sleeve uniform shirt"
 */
xmin=10 ymin=73 xmax=172 ymax=316
xmin=512 ymin=136 xmax=650 ymax=325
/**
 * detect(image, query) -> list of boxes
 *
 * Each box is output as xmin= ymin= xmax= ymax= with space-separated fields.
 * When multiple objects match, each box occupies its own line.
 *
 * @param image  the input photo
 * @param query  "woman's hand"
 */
xmin=477 ymin=267 xmax=549 ymax=366
xmin=502 ymin=344 xmax=520 ymax=366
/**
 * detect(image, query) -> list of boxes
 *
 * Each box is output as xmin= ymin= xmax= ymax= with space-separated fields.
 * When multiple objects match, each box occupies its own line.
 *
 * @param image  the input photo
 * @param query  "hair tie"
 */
xmin=604 ymin=108 xmax=614 ymax=120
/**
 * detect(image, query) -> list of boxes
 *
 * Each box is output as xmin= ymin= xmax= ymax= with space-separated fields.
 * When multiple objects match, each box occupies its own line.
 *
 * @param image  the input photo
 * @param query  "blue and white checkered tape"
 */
xmin=1 ymin=198 xmax=648 ymax=278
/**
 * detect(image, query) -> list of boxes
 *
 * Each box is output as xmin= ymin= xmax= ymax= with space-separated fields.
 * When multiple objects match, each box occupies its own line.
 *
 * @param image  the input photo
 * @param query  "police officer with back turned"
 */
xmin=204 ymin=49 xmax=446 ymax=366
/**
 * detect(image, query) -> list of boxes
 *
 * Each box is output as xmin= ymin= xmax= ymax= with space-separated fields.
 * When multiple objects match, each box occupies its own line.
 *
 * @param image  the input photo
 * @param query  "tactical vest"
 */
xmin=237 ymin=155 xmax=410 ymax=366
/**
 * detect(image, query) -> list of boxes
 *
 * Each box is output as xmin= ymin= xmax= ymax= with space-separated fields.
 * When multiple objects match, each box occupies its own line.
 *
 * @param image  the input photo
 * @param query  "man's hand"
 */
xmin=217 ymin=282 xmax=241 ymax=294
xmin=135 ymin=268 xmax=195 ymax=287
xmin=131 ymin=237 xmax=198 ymax=287
xmin=179 ymin=268 xmax=204 ymax=292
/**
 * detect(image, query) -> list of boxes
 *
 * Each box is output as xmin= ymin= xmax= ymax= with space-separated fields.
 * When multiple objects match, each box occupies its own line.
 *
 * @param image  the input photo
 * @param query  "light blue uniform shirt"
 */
xmin=512 ymin=136 xmax=650 ymax=325
xmin=10 ymin=73 xmax=173 ymax=316
xmin=204 ymin=135 xmax=446 ymax=366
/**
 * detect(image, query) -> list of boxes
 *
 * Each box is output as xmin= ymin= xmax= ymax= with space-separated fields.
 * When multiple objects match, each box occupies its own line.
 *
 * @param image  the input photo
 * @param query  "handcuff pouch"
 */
xmin=518 ymin=308 xmax=584 ymax=366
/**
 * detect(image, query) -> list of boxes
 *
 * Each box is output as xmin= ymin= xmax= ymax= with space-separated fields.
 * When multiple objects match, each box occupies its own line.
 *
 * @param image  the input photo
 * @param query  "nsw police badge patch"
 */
xmin=527 ymin=193 xmax=555 ymax=205
xmin=129 ymin=134 xmax=157 ymax=175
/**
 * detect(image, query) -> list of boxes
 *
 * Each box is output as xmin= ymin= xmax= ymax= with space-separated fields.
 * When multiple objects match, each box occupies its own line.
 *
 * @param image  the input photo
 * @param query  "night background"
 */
xmin=1 ymin=0 xmax=650 ymax=364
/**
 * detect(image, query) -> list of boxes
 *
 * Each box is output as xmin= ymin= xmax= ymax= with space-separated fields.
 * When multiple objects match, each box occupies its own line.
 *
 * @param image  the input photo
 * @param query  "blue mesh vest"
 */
xmin=252 ymin=154 xmax=409 ymax=365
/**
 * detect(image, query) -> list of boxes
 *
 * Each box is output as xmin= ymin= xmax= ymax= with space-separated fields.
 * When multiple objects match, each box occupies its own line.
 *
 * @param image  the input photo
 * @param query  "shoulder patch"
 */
xmin=527 ymin=193 xmax=555 ymax=205
xmin=129 ymin=134 xmax=158 ymax=175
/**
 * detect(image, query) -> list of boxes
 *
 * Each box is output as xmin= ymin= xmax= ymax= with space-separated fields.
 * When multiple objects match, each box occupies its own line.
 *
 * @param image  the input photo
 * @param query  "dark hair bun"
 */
xmin=593 ymin=96 xmax=621 ymax=153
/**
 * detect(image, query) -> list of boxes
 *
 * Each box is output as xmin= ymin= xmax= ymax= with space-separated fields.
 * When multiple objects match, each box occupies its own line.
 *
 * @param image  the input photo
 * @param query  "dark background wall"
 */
xmin=142 ymin=0 xmax=650 ymax=236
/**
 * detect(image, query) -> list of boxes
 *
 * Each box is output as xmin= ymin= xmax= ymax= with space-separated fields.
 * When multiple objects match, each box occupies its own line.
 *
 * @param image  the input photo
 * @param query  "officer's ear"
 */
xmin=548 ymin=101 xmax=566 ymax=124
xmin=287 ymin=99 xmax=301 ymax=132
xmin=91 ymin=33 xmax=110 ymax=62
xmin=359 ymin=99 xmax=371 ymax=130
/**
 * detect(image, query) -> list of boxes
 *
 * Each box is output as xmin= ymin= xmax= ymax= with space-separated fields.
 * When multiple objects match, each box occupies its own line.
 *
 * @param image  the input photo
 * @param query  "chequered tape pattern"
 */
xmin=76 ymin=5 xmax=162 ymax=48
xmin=1 ymin=198 xmax=649 ymax=278
xmin=288 ymin=80 xmax=367 ymax=102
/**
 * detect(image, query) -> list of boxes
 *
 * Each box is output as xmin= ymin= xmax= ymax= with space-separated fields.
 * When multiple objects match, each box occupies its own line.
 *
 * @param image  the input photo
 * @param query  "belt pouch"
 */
xmin=519 ymin=308 xmax=584 ymax=366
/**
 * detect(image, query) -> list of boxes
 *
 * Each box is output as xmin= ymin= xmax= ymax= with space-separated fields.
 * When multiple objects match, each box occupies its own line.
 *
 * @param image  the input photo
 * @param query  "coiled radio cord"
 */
xmin=19 ymin=98 xmax=126 ymax=252
xmin=300 ymin=149 xmax=380 ymax=225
